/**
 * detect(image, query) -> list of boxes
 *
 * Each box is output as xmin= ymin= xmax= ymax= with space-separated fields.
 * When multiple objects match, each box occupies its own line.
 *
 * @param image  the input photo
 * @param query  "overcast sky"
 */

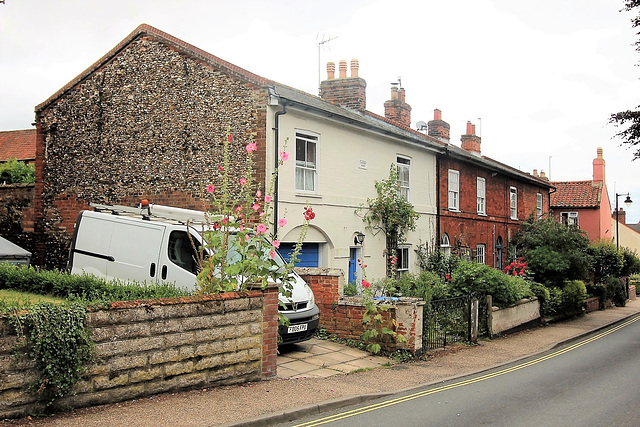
xmin=2 ymin=0 xmax=640 ymax=223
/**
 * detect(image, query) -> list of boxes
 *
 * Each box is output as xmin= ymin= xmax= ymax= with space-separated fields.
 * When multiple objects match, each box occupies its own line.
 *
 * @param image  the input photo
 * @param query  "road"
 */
xmin=281 ymin=314 xmax=640 ymax=427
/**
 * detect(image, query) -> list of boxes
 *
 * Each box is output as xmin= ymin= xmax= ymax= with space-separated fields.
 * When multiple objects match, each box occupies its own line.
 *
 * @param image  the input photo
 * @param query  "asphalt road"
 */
xmin=282 ymin=314 xmax=640 ymax=427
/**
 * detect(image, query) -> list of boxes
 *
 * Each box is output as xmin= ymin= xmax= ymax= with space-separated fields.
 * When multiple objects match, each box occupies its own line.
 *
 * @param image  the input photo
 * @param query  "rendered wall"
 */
xmin=490 ymin=298 xmax=540 ymax=336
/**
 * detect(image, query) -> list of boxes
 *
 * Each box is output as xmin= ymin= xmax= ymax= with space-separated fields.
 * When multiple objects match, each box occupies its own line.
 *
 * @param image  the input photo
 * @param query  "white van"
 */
xmin=67 ymin=203 xmax=319 ymax=345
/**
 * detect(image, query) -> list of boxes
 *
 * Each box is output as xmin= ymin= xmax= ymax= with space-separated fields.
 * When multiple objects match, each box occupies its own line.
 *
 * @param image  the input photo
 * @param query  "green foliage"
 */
xmin=562 ymin=280 xmax=587 ymax=313
xmin=529 ymin=282 xmax=552 ymax=316
xmin=533 ymin=281 xmax=586 ymax=317
xmin=391 ymin=271 xmax=449 ymax=302
xmin=9 ymin=302 xmax=93 ymax=406
xmin=359 ymin=165 xmax=419 ymax=278
xmin=424 ymin=250 xmax=459 ymax=280
xmin=610 ymin=1 xmax=640 ymax=158
xmin=587 ymin=241 xmax=624 ymax=284
xmin=621 ymin=247 xmax=640 ymax=276
xmin=344 ymin=282 xmax=358 ymax=296
xmin=0 ymin=264 xmax=189 ymax=311
xmin=510 ymin=216 xmax=590 ymax=286
xmin=606 ymin=276 xmax=628 ymax=307
xmin=449 ymin=260 xmax=532 ymax=308
xmin=0 ymin=158 xmax=35 ymax=184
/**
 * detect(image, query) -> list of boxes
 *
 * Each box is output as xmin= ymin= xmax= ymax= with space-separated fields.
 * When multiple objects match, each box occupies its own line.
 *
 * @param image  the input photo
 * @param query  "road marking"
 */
xmin=293 ymin=314 xmax=640 ymax=426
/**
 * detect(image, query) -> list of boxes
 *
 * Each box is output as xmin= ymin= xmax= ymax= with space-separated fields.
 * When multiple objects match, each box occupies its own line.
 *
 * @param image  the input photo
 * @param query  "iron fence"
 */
xmin=423 ymin=294 xmax=487 ymax=351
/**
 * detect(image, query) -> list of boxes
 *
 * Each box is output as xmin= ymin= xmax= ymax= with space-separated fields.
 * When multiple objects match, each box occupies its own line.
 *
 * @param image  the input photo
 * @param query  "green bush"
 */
xmin=0 ymin=264 xmax=190 ymax=309
xmin=588 ymin=241 xmax=623 ymax=284
xmin=530 ymin=282 xmax=552 ymax=316
xmin=621 ymin=248 xmax=640 ymax=277
xmin=344 ymin=281 xmax=358 ymax=296
xmin=605 ymin=276 xmax=627 ymax=307
xmin=393 ymin=271 xmax=449 ymax=302
xmin=450 ymin=260 xmax=532 ymax=308
xmin=0 ymin=158 xmax=35 ymax=184
xmin=561 ymin=280 xmax=587 ymax=313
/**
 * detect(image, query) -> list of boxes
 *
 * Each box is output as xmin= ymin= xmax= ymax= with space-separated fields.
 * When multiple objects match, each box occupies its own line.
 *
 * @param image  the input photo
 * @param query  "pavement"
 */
xmin=3 ymin=298 xmax=640 ymax=427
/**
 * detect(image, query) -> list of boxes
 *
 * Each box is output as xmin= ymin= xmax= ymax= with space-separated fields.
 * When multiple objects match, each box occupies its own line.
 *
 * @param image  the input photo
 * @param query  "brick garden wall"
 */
xmin=0 ymin=184 xmax=35 ymax=254
xmin=34 ymin=31 xmax=268 ymax=269
xmin=297 ymin=267 xmax=423 ymax=354
xmin=0 ymin=287 xmax=279 ymax=419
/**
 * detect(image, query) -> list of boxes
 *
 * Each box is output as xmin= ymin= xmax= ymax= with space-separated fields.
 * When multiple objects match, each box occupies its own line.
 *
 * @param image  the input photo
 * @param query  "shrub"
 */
xmin=561 ymin=280 xmax=587 ymax=313
xmin=621 ymin=248 xmax=640 ymax=277
xmin=530 ymin=282 xmax=552 ymax=316
xmin=605 ymin=276 xmax=627 ymax=307
xmin=588 ymin=241 xmax=623 ymax=284
xmin=450 ymin=260 xmax=532 ymax=308
xmin=0 ymin=158 xmax=35 ymax=184
xmin=0 ymin=264 xmax=189 ymax=309
xmin=392 ymin=271 xmax=449 ymax=302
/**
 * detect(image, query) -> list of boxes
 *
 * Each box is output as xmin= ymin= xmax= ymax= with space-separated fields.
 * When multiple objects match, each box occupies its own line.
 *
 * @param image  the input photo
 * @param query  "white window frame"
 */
xmin=477 ymin=177 xmax=486 ymax=215
xmin=441 ymin=233 xmax=451 ymax=257
xmin=397 ymin=156 xmax=411 ymax=201
xmin=476 ymin=244 xmax=486 ymax=264
xmin=448 ymin=170 xmax=460 ymax=211
xmin=295 ymin=131 xmax=319 ymax=193
xmin=561 ymin=212 xmax=579 ymax=226
xmin=510 ymin=186 xmax=518 ymax=220
xmin=396 ymin=246 xmax=410 ymax=273
xmin=536 ymin=193 xmax=543 ymax=218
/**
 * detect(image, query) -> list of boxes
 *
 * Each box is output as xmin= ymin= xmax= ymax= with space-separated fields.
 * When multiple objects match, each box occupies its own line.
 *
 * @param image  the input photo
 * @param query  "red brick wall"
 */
xmin=439 ymin=156 xmax=550 ymax=268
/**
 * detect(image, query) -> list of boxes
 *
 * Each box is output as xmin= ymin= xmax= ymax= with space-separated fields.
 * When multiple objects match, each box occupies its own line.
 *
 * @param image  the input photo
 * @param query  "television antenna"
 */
xmin=317 ymin=34 xmax=338 ymax=93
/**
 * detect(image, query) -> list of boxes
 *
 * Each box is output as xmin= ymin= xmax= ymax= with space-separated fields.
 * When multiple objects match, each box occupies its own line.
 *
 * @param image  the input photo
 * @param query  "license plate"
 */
xmin=287 ymin=323 xmax=308 ymax=334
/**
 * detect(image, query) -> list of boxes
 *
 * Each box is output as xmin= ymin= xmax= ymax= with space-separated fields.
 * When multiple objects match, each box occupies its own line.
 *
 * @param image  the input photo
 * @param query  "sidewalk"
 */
xmin=4 ymin=299 xmax=640 ymax=427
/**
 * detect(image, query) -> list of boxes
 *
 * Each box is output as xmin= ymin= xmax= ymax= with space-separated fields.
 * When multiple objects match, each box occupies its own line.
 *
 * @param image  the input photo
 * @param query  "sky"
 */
xmin=2 ymin=0 xmax=640 ymax=223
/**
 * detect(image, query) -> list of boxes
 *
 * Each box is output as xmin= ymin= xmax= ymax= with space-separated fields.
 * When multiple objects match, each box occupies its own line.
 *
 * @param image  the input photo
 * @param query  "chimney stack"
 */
xmin=461 ymin=120 xmax=481 ymax=155
xmin=384 ymin=84 xmax=412 ymax=127
xmin=320 ymin=59 xmax=367 ymax=112
xmin=427 ymin=109 xmax=450 ymax=142
xmin=615 ymin=208 xmax=627 ymax=225
xmin=593 ymin=147 xmax=605 ymax=183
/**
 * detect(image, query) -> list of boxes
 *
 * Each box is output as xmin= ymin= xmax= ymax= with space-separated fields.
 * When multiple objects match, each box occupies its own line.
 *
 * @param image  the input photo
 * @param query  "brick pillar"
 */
xmin=261 ymin=284 xmax=279 ymax=378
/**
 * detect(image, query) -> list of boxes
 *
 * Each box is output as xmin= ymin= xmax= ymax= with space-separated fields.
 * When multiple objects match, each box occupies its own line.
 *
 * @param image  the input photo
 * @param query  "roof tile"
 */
xmin=550 ymin=180 xmax=601 ymax=208
xmin=0 ymin=129 xmax=36 ymax=162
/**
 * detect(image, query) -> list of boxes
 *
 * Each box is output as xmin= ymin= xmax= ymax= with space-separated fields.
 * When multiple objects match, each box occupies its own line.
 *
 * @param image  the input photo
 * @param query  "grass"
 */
xmin=0 ymin=289 xmax=65 ymax=306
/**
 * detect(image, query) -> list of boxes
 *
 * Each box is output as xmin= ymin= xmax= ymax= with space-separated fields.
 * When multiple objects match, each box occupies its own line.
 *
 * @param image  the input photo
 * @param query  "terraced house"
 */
xmin=32 ymin=24 xmax=444 ymax=284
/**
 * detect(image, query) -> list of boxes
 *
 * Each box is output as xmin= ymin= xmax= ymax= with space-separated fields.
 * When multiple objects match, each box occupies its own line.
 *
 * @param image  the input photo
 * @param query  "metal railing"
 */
xmin=423 ymin=294 xmax=487 ymax=351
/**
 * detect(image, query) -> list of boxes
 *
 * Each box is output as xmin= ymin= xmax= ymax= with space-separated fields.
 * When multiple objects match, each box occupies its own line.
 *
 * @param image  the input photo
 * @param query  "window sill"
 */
xmin=296 ymin=192 xmax=322 ymax=199
xmin=477 ymin=213 xmax=487 ymax=217
xmin=448 ymin=208 xmax=460 ymax=212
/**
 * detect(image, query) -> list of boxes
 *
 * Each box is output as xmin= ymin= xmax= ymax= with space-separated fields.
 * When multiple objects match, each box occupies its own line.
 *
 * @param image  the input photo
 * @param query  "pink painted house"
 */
xmin=550 ymin=148 xmax=612 ymax=242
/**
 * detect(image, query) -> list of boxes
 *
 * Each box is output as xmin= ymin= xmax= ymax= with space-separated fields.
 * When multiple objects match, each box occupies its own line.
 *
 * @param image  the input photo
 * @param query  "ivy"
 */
xmin=9 ymin=302 xmax=94 ymax=406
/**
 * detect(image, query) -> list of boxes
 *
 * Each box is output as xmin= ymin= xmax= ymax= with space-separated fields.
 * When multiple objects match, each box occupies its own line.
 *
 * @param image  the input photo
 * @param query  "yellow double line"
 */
xmin=294 ymin=314 xmax=640 ymax=426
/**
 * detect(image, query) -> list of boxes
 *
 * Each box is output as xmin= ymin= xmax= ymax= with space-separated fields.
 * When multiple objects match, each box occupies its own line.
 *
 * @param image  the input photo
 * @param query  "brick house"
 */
xmin=32 ymin=24 xmax=445 ymax=282
xmin=0 ymin=129 xmax=36 ymax=164
xmin=428 ymin=112 xmax=554 ymax=269
xmin=550 ymin=148 xmax=612 ymax=242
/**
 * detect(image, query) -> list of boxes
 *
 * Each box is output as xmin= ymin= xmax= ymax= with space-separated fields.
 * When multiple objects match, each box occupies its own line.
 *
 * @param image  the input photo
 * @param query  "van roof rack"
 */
xmin=90 ymin=203 xmax=211 ymax=225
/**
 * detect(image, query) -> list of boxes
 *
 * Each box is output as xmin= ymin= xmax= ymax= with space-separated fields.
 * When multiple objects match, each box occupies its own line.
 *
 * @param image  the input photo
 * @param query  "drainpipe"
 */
xmin=273 ymin=103 xmax=287 ymax=237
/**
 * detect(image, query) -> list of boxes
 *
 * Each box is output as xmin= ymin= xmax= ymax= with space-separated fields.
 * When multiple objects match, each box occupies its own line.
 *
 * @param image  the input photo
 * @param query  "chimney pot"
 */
xmin=327 ymin=62 xmax=335 ymax=80
xmin=434 ymin=109 xmax=442 ymax=121
xmin=350 ymin=59 xmax=359 ymax=77
xmin=339 ymin=60 xmax=347 ymax=78
xmin=466 ymin=121 xmax=474 ymax=135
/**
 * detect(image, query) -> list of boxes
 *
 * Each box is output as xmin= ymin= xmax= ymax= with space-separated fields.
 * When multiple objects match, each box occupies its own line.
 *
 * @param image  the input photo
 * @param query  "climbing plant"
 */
xmin=9 ymin=302 xmax=94 ymax=406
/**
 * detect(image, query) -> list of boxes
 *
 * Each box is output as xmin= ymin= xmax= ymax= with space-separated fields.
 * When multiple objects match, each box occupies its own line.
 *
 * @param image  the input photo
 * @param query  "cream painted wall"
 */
xmin=613 ymin=219 xmax=640 ymax=254
xmin=266 ymin=105 xmax=438 ymax=282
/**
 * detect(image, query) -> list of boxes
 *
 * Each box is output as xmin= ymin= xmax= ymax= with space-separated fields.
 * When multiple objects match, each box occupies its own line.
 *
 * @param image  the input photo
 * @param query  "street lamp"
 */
xmin=615 ymin=193 xmax=633 ymax=250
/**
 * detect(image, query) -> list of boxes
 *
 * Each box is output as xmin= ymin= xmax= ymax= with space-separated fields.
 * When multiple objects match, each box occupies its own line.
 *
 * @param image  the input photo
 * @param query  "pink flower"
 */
xmin=240 ymin=178 xmax=247 ymax=186
xmin=206 ymin=184 xmax=215 ymax=193
xmin=219 ymin=166 xmax=223 ymax=171
xmin=239 ymin=225 xmax=244 ymax=232
xmin=256 ymin=190 xmax=262 ymax=198
xmin=270 ymin=249 xmax=276 ymax=260
xmin=245 ymin=235 xmax=250 ymax=242
xmin=256 ymin=223 xmax=267 ymax=234
xmin=272 ymin=240 xmax=280 ymax=248
xmin=228 ymin=134 xmax=233 ymax=142
xmin=235 ymin=205 xmax=243 ymax=212
xmin=252 ymin=203 xmax=260 ymax=211
xmin=278 ymin=218 xmax=287 ymax=227
xmin=222 ymin=217 xmax=228 ymax=224
xmin=265 ymin=195 xmax=272 ymax=203
xmin=280 ymin=151 xmax=289 ymax=162
xmin=246 ymin=142 xmax=257 ymax=153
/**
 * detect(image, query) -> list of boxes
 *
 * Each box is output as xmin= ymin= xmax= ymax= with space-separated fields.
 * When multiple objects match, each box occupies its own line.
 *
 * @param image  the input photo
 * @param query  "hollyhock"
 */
xmin=272 ymin=240 xmax=280 ymax=248
xmin=246 ymin=142 xmax=257 ymax=153
xmin=240 ymin=178 xmax=247 ymax=186
xmin=280 ymin=151 xmax=289 ymax=162
xmin=206 ymin=184 xmax=215 ymax=193
xmin=278 ymin=218 xmax=287 ymax=227
xmin=265 ymin=195 xmax=272 ymax=203
xmin=256 ymin=223 xmax=267 ymax=234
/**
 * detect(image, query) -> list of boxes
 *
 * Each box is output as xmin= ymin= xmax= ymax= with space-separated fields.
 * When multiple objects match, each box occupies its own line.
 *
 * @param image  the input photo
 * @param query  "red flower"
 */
xmin=228 ymin=134 xmax=233 ymax=142
xmin=362 ymin=279 xmax=371 ymax=288
xmin=304 ymin=207 xmax=315 ymax=221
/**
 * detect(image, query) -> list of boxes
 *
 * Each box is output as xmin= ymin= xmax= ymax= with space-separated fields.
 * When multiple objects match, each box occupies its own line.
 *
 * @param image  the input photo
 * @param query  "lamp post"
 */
xmin=615 ymin=193 xmax=633 ymax=250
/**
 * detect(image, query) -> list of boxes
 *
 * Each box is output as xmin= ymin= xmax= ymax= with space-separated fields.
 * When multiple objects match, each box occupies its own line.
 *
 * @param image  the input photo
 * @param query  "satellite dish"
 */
xmin=416 ymin=121 xmax=428 ymax=131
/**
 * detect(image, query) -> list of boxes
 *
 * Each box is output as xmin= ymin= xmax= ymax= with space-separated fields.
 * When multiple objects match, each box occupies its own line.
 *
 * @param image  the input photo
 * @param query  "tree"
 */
xmin=610 ymin=0 xmax=640 ymax=158
xmin=0 ymin=158 xmax=35 ymax=184
xmin=359 ymin=165 xmax=419 ymax=279
xmin=587 ymin=240 xmax=624 ymax=284
xmin=510 ymin=216 xmax=591 ymax=287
